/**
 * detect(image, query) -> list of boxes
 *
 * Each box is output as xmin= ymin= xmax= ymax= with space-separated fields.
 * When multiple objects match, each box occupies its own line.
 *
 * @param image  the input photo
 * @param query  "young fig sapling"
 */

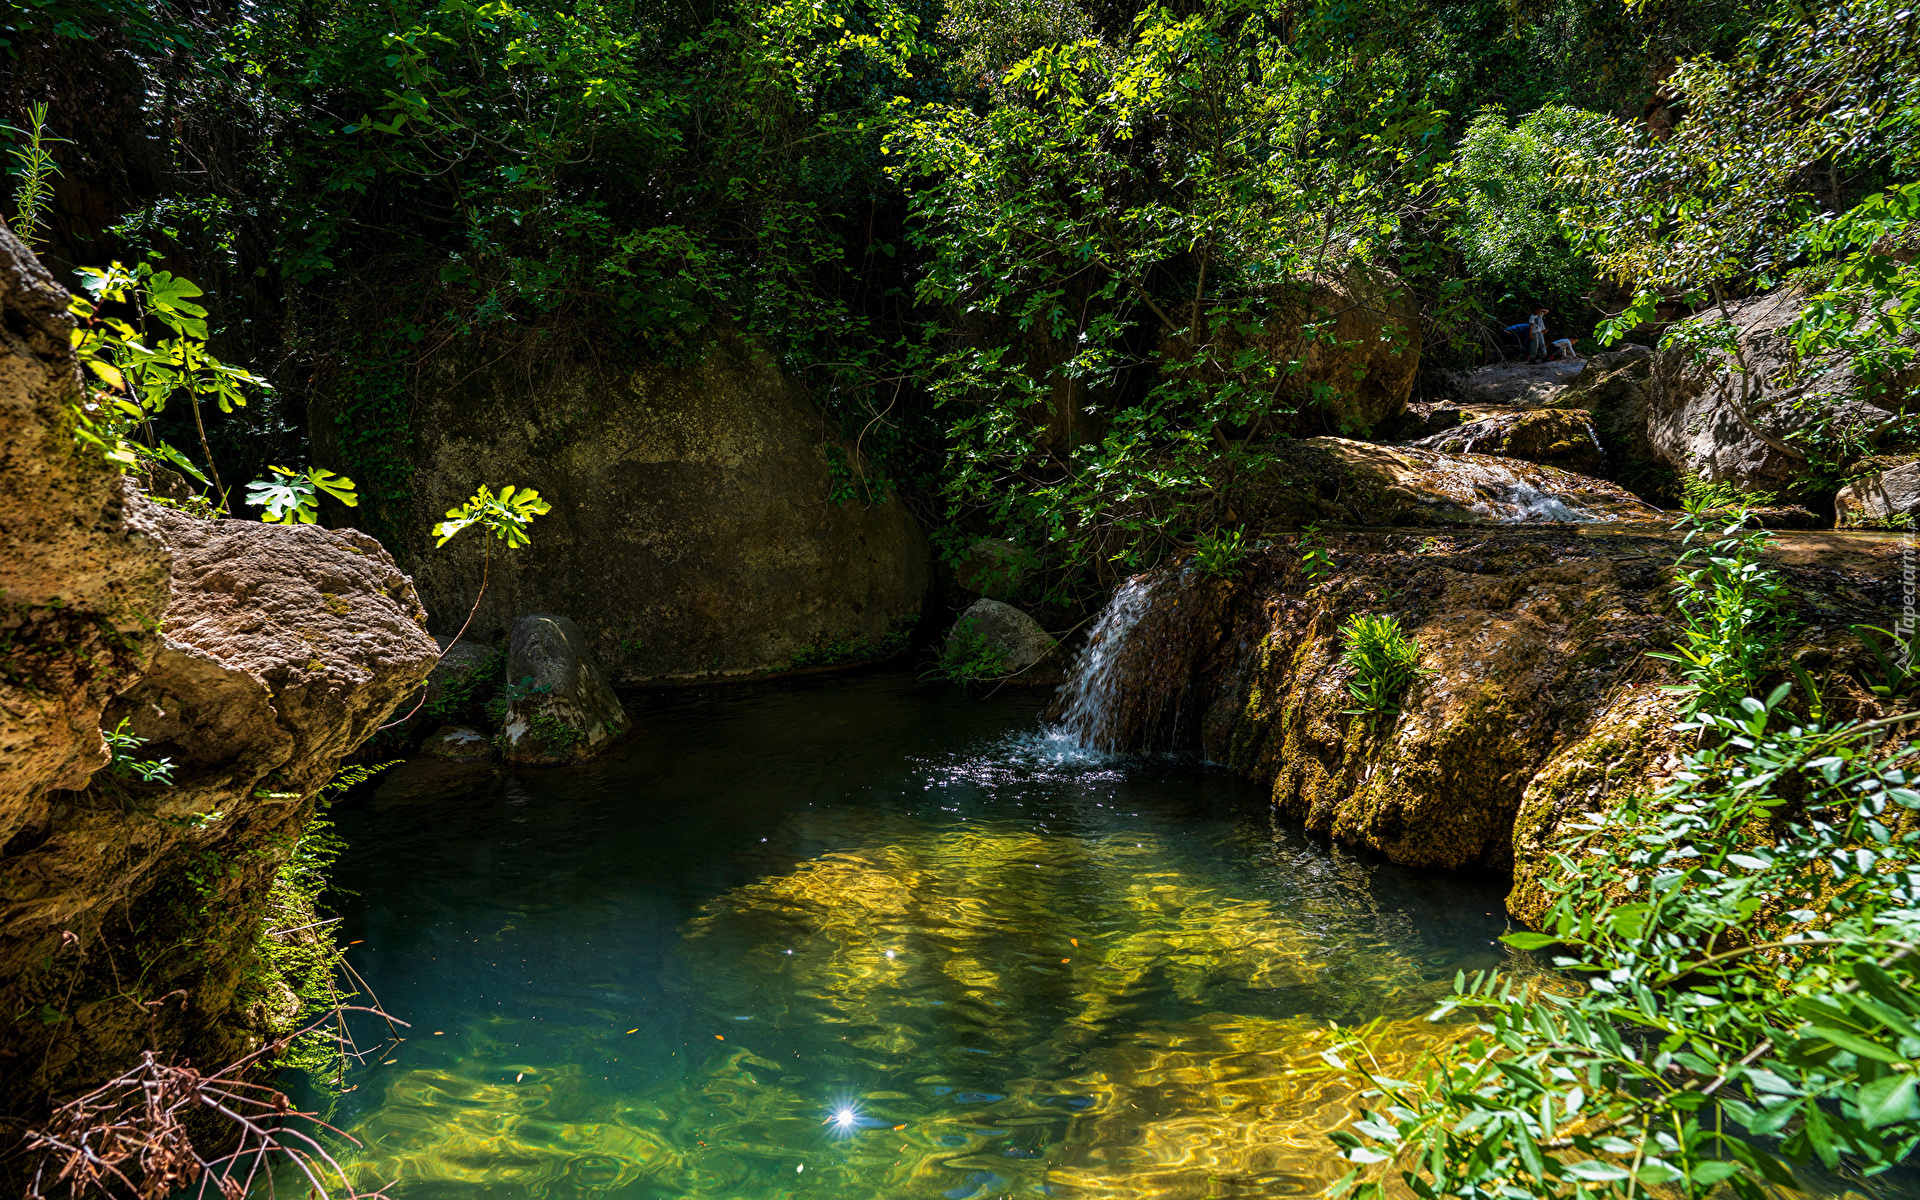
xmin=381 ymin=484 xmax=551 ymax=729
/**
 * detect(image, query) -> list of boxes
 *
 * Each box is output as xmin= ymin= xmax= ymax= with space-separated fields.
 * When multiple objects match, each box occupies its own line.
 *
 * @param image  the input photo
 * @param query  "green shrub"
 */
xmin=425 ymin=646 xmax=507 ymax=723
xmin=1679 ymin=472 xmax=1778 ymax=512
xmin=1299 ymin=525 xmax=1337 ymax=588
xmin=1192 ymin=528 xmax=1250 ymax=580
xmin=1648 ymin=507 xmax=1788 ymax=717
xmin=1338 ymin=613 xmax=1423 ymax=727
xmin=1330 ymin=692 xmax=1920 ymax=1200
xmin=927 ymin=619 xmax=1008 ymax=685
xmin=789 ymin=618 xmax=918 ymax=669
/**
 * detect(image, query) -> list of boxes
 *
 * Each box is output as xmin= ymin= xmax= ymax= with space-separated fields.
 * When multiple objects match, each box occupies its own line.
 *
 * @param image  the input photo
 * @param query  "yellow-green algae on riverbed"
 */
xmin=323 ymin=823 xmax=1465 ymax=1198
xmin=282 ymin=677 xmax=1513 ymax=1200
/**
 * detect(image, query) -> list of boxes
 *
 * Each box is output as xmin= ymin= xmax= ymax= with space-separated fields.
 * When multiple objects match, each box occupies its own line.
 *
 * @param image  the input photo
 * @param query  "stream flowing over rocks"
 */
xmin=0 ymin=224 xmax=438 ymax=1136
xmin=1044 ymin=527 xmax=1909 ymax=920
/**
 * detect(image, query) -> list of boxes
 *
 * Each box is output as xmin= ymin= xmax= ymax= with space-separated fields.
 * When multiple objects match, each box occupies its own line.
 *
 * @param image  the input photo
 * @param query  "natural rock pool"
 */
xmin=300 ymin=672 xmax=1518 ymax=1199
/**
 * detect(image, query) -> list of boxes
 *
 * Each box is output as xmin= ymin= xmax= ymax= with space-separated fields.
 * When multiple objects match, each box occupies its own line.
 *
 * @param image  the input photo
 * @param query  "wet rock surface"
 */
xmin=1406 ymin=407 xmax=1604 ymax=472
xmin=1050 ymin=528 xmax=1906 ymax=908
xmin=1243 ymin=437 xmax=1662 ymax=527
xmin=502 ymin=614 xmax=632 ymax=764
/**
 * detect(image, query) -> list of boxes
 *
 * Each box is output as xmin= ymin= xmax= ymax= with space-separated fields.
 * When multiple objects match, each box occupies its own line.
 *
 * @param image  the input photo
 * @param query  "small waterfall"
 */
xmin=1582 ymin=417 xmax=1605 ymax=456
xmin=1052 ymin=576 xmax=1158 ymax=753
xmin=1454 ymin=460 xmax=1599 ymax=523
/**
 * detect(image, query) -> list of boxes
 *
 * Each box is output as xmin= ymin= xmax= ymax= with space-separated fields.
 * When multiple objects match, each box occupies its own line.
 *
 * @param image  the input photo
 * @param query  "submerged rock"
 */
xmin=1051 ymin=528 xmax=1907 ymax=902
xmin=949 ymin=598 xmax=1061 ymax=682
xmin=1836 ymin=460 xmax=1920 ymax=526
xmin=501 ymin=614 xmax=632 ymax=764
xmin=421 ymin=724 xmax=494 ymax=761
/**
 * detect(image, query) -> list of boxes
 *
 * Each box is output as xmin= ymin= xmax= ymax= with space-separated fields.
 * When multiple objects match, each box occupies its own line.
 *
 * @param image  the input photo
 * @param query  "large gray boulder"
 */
xmin=1648 ymin=291 xmax=1915 ymax=496
xmin=311 ymin=337 xmax=929 ymax=684
xmin=502 ymin=614 xmax=631 ymax=764
xmin=1836 ymin=460 xmax=1920 ymax=527
xmin=949 ymin=599 xmax=1059 ymax=680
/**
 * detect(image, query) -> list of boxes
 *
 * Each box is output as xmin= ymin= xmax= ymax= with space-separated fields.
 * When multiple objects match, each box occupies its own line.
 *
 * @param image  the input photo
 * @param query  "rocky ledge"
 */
xmin=1050 ymin=527 xmax=1907 ymax=922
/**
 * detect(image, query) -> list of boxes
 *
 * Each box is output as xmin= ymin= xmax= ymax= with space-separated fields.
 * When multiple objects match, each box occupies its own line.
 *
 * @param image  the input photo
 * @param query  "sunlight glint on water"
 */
xmin=283 ymin=674 xmax=1512 ymax=1200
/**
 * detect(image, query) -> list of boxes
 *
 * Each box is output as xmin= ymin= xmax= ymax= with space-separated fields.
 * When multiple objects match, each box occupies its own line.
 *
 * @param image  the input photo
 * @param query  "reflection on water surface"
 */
xmin=296 ymin=673 xmax=1513 ymax=1199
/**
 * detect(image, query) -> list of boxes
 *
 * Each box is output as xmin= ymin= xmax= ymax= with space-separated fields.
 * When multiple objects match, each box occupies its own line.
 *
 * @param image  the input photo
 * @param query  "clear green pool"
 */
xmin=294 ymin=672 xmax=1517 ymax=1200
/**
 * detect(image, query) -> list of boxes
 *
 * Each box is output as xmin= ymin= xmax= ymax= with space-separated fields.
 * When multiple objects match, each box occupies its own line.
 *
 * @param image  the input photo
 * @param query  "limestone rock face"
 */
xmin=1 ymin=498 xmax=438 ymax=1122
xmin=950 ymin=598 xmax=1058 ymax=680
xmin=501 ymin=614 xmax=631 ymax=764
xmin=1648 ymin=290 xmax=1916 ymax=496
xmin=0 ymin=226 xmax=171 ymax=824
xmin=313 ymin=338 xmax=929 ymax=684
xmin=1836 ymin=460 xmax=1920 ymax=526
xmin=1051 ymin=528 xmax=1905 ymax=895
xmin=1241 ymin=438 xmax=1662 ymax=527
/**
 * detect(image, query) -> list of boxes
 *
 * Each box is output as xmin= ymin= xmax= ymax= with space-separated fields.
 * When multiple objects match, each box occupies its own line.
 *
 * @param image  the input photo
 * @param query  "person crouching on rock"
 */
xmin=1551 ymin=337 xmax=1578 ymax=361
xmin=1528 ymin=306 xmax=1549 ymax=363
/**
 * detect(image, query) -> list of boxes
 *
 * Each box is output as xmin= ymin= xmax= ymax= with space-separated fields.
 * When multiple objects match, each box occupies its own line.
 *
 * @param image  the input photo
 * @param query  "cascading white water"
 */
xmin=1456 ymin=461 xmax=1600 ymax=522
xmin=1050 ymin=575 xmax=1157 ymax=753
xmin=1582 ymin=417 xmax=1604 ymax=456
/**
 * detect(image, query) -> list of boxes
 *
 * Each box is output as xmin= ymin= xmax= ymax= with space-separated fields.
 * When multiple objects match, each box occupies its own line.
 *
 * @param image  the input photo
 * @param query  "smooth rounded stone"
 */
xmin=420 ymin=724 xmax=494 ymax=761
xmin=950 ymin=599 xmax=1059 ymax=680
xmin=1836 ymin=460 xmax=1920 ymax=527
xmin=954 ymin=539 xmax=1036 ymax=600
xmin=502 ymin=614 xmax=633 ymax=765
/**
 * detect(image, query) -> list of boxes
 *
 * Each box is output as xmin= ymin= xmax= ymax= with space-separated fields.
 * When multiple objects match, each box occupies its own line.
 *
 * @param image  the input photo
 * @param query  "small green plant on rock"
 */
xmin=484 ymin=675 xmax=552 ymax=727
xmin=1648 ymin=506 xmax=1788 ymax=717
xmin=4 ymin=101 xmax=64 ymax=250
xmin=244 ymin=465 xmax=359 ymax=524
xmin=927 ymin=619 xmax=1007 ymax=685
xmin=1338 ymin=613 xmax=1423 ymax=728
xmin=1192 ymin=527 xmax=1250 ymax=580
xmin=102 ymin=717 xmax=175 ymax=786
xmin=1299 ymin=525 xmax=1336 ymax=588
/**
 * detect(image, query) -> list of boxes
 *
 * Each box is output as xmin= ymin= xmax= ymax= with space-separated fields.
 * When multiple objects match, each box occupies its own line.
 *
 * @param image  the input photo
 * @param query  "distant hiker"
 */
xmin=1528 ymin=306 xmax=1549 ymax=363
